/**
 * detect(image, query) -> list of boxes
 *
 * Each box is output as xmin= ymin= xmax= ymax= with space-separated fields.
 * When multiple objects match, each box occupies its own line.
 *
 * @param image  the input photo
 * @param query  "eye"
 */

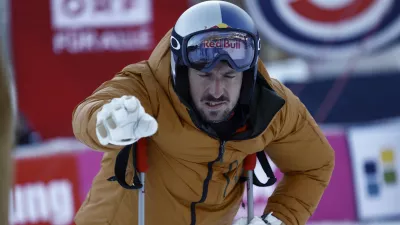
xmin=198 ymin=73 xmax=209 ymax=77
xmin=224 ymin=74 xmax=236 ymax=79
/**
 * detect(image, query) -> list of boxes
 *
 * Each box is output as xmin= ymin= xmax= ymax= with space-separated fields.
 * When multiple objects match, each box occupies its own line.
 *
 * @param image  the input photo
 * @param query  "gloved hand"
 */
xmin=95 ymin=95 xmax=158 ymax=146
xmin=233 ymin=213 xmax=283 ymax=225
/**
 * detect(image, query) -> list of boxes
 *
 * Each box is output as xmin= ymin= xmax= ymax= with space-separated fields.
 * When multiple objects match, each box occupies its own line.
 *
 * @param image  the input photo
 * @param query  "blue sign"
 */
xmin=243 ymin=0 xmax=400 ymax=59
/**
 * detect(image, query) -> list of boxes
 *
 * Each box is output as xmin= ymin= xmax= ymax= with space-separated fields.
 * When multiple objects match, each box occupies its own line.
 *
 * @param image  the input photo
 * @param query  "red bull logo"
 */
xmin=210 ymin=23 xmax=231 ymax=29
xmin=202 ymin=39 xmax=240 ymax=49
xmin=203 ymin=23 xmax=242 ymax=49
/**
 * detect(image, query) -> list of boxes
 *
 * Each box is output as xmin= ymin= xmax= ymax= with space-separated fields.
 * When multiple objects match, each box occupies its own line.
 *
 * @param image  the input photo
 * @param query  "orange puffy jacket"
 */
xmin=72 ymin=29 xmax=335 ymax=225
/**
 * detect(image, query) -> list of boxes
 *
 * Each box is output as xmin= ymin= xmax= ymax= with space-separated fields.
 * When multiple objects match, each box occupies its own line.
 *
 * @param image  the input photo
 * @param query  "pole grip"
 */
xmin=136 ymin=138 xmax=148 ymax=173
xmin=243 ymin=153 xmax=257 ymax=171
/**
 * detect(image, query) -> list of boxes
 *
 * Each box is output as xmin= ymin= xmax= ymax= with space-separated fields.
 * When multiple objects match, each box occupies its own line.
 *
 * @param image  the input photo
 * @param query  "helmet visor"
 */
xmin=186 ymin=31 xmax=256 ymax=72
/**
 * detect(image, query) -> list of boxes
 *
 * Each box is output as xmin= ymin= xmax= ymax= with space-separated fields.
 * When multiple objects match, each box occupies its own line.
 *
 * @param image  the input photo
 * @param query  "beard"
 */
xmin=196 ymin=93 xmax=233 ymax=123
xmin=198 ymin=107 xmax=233 ymax=123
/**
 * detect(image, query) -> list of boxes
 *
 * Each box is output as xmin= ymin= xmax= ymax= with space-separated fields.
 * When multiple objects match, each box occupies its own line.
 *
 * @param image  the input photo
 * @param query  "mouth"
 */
xmin=204 ymin=101 xmax=227 ymax=109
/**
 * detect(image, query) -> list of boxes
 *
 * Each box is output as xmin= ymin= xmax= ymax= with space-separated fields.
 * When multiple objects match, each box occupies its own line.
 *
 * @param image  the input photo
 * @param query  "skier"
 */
xmin=72 ymin=1 xmax=335 ymax=225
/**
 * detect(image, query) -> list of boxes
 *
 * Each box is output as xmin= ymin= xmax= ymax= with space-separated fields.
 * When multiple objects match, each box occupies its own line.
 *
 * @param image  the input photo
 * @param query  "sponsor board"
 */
xmin=50 ymin=0 xmax=153 ymax=54
xmin=348 ymin=118 xmax=400 ymax=221
xmin=243 ymin=0 xmax=400 ymax=59
xmin=10 ymin=153 xmax=80 ymax=225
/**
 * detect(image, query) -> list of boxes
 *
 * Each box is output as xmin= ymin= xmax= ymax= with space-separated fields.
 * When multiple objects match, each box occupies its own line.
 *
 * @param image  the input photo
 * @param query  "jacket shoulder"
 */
xmin=120 ymin=60 xmax=160 ymax=117
xmin=120 ymin=60 xmax=152 ymax=76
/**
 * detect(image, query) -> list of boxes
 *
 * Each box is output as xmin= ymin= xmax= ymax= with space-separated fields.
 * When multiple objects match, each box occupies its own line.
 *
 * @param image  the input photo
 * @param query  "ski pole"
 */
xmin=136 ymin=138 xmax=148 ymax=225
xmin=243 ymin=153 xmax=257 ymax=224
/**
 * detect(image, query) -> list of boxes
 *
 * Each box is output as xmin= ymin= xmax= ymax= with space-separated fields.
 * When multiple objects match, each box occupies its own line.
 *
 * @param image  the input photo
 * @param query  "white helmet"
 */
xmin=170 ymin=1 xmax=261 ymax=106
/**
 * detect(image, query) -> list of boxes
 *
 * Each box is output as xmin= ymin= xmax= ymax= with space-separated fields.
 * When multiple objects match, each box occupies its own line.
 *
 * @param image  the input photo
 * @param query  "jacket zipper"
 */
xmin=190 ymin=140 xmax=227 ymax=225
xmin=219 ymin=140 xmax=226 ymax=162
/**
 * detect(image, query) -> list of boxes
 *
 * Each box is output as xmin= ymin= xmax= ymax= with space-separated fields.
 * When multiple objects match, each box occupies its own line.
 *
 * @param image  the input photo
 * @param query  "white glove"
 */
xmin=95 ymin=95 xmax=158 ymax=146
xmin=233 ymin=213 xmax=283 ymax=225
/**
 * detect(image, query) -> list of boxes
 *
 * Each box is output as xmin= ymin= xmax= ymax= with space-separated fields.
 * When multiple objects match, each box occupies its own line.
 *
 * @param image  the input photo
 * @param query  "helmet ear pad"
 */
xmin=173 ymin=64 xmax=191 ymax=105
xmin=239 ymin=67 xmax=256 ymax=105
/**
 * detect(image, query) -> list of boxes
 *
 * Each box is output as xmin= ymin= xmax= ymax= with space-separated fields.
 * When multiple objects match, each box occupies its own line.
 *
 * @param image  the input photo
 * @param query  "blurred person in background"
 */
xmin=15 ymin=111 xmax=41 ymax=146
xmin=72 ymin=2 xmax=334 ymax=225
xmin=0 ymin=42 xmax=16 ymax=223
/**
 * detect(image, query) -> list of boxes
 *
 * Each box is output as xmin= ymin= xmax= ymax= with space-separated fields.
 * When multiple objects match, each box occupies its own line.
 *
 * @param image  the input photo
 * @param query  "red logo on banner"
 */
xmin=10 ymin=154 xmax=81 ymax=225
xmin=289 ymin=0 xmax=375 ymax=22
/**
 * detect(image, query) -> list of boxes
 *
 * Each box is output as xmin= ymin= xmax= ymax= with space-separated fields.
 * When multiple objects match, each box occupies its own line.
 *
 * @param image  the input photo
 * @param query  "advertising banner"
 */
xmin=10 ymin=153 xmax=81 ymax=225
xmin=11 ymin=0 xmax=188 ymax=139
xmin=347 ymin=118 xmax=400 ymax=221
xmin=243 ymin=0 xmax=400 ymax=59
xmin=76 ymin=150 xmax=103 ymax=202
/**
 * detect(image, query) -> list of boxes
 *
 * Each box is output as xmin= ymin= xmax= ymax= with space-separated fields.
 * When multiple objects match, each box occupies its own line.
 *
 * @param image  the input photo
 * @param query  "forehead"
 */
xmin=212 ymin=63 xmax=236 ymax=72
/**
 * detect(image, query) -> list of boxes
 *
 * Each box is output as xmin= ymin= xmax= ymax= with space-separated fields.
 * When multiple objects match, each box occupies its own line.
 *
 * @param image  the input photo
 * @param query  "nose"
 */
xmin=210 ymin=78 xmax=224 ymax=99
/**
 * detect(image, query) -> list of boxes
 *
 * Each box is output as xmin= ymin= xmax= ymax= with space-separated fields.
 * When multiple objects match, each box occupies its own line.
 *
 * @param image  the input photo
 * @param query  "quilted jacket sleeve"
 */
xmin=72 ymin=62 xmax=155 ymax=152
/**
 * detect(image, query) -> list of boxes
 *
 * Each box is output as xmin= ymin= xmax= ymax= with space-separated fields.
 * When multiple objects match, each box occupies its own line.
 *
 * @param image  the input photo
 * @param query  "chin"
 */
xmin=205 ymin=117 xmax=225 ymax=123
xmin=197 ymin=107 xmax=232 ymax=123
xmin=204 ymin=113 xmax=229 ymax=123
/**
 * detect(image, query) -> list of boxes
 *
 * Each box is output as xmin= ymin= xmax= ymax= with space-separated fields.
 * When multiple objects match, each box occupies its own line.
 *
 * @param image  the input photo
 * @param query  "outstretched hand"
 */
xmin=96 ymin=95 xmax=158 ymax=146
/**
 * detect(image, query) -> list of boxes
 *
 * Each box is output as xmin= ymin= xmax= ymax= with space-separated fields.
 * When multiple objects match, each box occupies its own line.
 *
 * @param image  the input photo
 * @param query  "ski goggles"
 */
xmin=175 ymin=30 xmax=260 ymax=72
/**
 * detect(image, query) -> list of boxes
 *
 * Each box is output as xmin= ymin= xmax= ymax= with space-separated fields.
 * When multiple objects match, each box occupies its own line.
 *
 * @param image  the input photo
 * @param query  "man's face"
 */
xmin=188 ymin=63 xmax=243 ymax=123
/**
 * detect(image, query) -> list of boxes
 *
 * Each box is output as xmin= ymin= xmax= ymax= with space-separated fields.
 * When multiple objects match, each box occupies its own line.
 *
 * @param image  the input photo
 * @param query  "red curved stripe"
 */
xmin=290 ymin=0 xmax=375 ymax=22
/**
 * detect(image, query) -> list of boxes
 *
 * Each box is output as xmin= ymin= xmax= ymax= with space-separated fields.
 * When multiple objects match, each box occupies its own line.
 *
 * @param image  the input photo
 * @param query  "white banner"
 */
xmin=50 ymin=0 xmax=152 ymax=28
xmin=348 ymin=118 xmax=400 ymax=221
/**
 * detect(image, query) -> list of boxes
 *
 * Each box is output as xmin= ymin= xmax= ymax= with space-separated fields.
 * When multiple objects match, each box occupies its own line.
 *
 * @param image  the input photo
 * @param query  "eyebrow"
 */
xmin=222 ymin=70 xmax=237 ymax=75
xmin=198 ymin=70 xmax=237 ymax=76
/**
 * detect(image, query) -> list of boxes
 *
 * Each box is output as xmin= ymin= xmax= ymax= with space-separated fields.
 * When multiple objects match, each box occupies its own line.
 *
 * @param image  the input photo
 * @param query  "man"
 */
xmin=72 ymin=1 xmax=335 ymax=225
xmin=0 ymin=43 xmax=16 ymax=223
